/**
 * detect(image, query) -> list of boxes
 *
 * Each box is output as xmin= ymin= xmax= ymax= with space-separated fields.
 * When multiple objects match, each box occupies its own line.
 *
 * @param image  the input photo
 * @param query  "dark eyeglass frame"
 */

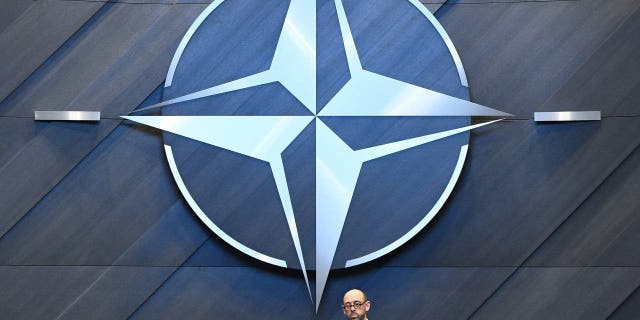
xmin=341 ymin=300 xmax=369 ymax=311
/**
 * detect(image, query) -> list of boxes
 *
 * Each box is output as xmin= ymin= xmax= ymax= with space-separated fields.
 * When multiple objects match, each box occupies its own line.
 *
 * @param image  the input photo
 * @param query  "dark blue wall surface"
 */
xmin=0 ymin=0 xmax=639 ymax=319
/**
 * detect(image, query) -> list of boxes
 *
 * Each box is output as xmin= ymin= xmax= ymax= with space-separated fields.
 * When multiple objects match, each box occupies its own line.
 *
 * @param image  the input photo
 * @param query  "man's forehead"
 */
xmin=343 ymin=289 xmax=365 ymax=302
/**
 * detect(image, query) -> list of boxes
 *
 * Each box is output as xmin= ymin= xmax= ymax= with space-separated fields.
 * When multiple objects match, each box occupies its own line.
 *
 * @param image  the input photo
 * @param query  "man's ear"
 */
xmin=365 ymin=300 xmax=371 ymax=312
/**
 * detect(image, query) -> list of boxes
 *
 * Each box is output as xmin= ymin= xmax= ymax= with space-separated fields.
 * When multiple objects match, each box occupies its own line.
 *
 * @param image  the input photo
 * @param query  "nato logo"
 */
xmin=124 ymin=0 xmax=509 ymax=310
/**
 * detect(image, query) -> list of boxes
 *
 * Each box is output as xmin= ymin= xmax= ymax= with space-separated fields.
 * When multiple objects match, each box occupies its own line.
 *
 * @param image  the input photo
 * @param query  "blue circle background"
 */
xmin=162 ymin=0 xmax=471 ymax=270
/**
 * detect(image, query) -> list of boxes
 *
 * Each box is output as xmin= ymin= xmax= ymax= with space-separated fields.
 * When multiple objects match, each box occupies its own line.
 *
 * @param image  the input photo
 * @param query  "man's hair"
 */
xmin=344 ymin=289 xmax=368 ymax=301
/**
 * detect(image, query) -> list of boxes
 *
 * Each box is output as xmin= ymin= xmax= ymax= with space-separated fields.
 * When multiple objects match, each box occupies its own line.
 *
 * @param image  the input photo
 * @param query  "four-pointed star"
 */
xmin=123 ymin=0 xmax=510 ymax=310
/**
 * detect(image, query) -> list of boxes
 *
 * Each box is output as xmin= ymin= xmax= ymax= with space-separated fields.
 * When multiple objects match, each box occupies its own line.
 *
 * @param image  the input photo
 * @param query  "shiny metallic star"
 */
xmin=124 ymin=0 xmax=510 ymax=311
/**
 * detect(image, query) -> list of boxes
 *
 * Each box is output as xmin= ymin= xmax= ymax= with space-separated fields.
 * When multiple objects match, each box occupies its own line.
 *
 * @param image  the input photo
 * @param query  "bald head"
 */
xmin=342 ymin=289 xmax=370 ymax=320
xmin=343 ymin=289 xmax=367 ymax=302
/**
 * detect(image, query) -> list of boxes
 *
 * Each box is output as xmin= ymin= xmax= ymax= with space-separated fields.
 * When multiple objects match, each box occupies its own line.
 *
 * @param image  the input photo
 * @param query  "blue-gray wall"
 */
xmin=0 ymin=0 xmax=639 ymax=319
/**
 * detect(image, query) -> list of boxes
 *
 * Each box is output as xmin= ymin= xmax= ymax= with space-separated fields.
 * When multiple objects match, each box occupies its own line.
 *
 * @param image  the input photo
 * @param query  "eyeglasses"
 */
xmin=341 ymin=300 xmax=368 ymax=311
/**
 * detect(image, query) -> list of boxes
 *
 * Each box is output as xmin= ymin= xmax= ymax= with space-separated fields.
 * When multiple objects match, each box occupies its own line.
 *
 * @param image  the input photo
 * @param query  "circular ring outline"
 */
xmin=162 ymin=0 xmax=471 ymax=269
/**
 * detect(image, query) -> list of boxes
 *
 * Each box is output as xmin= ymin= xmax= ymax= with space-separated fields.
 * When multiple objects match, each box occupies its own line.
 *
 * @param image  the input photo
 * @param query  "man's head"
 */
xmin=342 ymin=289 xmax=370 ymax=320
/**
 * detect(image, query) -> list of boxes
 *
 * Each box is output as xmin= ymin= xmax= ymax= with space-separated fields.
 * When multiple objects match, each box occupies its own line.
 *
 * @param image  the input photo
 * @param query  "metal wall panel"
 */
xmin=526 ymin=143 xmax=640 ymax=267
xmin=0 ymin=0 xmax=104 ymax=103
xmin=437 ymin=0 xmax=640 ymax=118
xmin=470 ymin=267 xmax=640 ymax=320
xmin=610 ymin=287 xmax=640 ymax=319
xmin=384 ymin=118 xmax=640 ymax=267
xmin=0 ymin=0 xmax=639 ymax=318
xmin=0 ymin=266 xmax=105 ymax=320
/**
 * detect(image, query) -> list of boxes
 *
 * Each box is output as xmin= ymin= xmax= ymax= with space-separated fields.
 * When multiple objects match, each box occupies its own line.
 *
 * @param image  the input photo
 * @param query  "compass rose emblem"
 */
xmin=124 ymin=0 xmax=510 ymax=310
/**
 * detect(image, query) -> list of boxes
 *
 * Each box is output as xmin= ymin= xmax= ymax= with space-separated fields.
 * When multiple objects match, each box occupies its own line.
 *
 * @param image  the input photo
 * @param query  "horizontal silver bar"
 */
xmin=34 ymin=111 xmax=100 ymax=122
xmin=534 ymin=111 xmax=601 ymax=122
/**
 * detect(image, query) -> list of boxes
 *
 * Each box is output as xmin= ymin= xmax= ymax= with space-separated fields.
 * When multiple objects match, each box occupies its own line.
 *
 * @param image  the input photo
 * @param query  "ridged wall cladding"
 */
xmin=0 ymin=0 xmax=639 ymax=319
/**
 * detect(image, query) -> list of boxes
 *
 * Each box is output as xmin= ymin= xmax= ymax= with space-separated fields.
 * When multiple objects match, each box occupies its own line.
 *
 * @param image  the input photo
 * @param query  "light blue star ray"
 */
xmin=133 ymin=71 xmax=274 ymax=114
xmin=315 ymin=120 xmax=364 ymax=311
xmin=318 ymin=69 xmax=512 ymax=117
